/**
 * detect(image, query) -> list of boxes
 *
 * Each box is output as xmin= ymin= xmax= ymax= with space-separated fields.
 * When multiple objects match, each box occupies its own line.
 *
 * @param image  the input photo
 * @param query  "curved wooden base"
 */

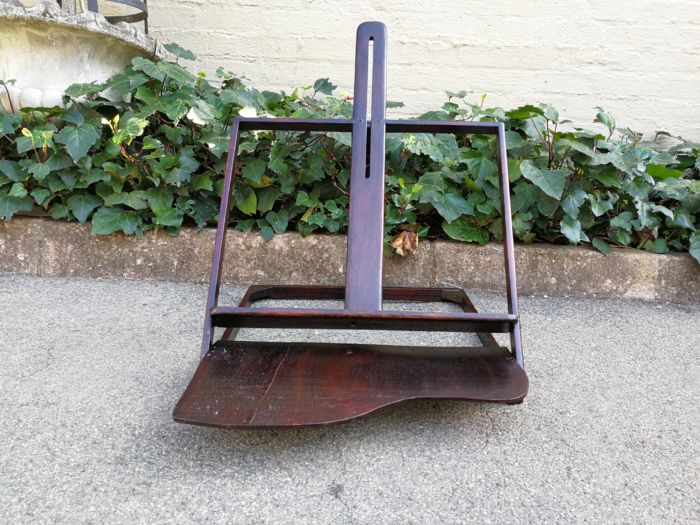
xmin=173 ymin=341 xmax=528 ymax=429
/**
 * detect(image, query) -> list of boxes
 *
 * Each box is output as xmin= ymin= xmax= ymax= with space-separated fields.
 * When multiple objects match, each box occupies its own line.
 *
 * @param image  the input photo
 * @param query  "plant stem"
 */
xmin=2 ymin=83 xmax=15 ymax=114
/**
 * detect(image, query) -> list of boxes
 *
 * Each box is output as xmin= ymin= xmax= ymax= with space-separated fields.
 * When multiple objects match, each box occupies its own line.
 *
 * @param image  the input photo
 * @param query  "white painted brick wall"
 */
xmin=148 ymin=0 xmax=700 ymax=138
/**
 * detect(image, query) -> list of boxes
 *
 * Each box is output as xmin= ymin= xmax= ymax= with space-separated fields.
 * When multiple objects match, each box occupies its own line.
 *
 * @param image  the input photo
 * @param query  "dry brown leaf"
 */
xmin=390 ymin=230 xmax=419 ymax=257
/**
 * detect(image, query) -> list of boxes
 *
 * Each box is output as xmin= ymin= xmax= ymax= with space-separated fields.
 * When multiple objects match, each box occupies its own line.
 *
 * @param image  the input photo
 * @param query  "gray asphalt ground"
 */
xmin=0 ymin=275 xmax=698 ymax=524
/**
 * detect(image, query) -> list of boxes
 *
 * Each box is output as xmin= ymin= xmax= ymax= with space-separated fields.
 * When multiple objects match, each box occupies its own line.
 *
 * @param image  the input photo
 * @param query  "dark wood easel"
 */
xmin=173 ymin=22 xmax=528 ymax=429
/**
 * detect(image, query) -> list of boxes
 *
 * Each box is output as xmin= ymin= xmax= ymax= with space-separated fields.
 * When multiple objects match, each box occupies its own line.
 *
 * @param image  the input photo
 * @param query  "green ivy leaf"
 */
xmin=646 ymin=164 xmax=684 ymax=180
xmin=464 ymin=155 xmax=498 ymax=184
xmin=104 ymin=191 xmax=148 ymax=210
xmin=91 ymin=206 xmax=142 ymax=235
xmin=142 ymin=137 xmax=163 ymax=150
xmin=589 ymin=165 xmax=622 ymax=188
xmin=135 ymin=85 xmax=159 ymax=107
xmin=295 ymin=191 xmax=317 ymax=207
xmin=506 ymin=105 xmax=543 ymax=120
xmin=610 ymin=211 xmax=634 ymax=232
xmin=265 ymin=210 xmax=289 ymax=233
xmin=160 ymin=92 xmax=193 ymax=121
xmin=313 ymin=78 xmax=337 ymax=95
xmin=67 ymin=194 xmax=102 ymax=223
xmin=259 ymin=91 xmax=283 ymax=110
xmin=190 ymin=173 xmax=214 ymax=192
xmin=258 ymin=187 xmax=282 ymax=213
xmin=307 ymin=211 xmax=326 ymax=227
xmin=588 ymin=194 xmax=614 ymax=217
xmin=561 ymin=186 xmax=587 ymax=218
xmin=0 ymin=113 xmax=20 ymax=135
xmin=159 ymin=62 xmax=197 ymax=85
xmin=513 ymin=211 xmax=534 ymax=239
xmin=591 ymin=238 xmax=612 ymax=255
xmin=62 ymin=105 xmax=85 ymax=126
xmin=236 ymin=218 xmax=256 ymax=232
xmin=233 ymin=183 xmax=256 ymax=215
xmin=259 ymin=225 xmax=274 ymax=241
xmin=521 ymin=116 xmax=547 ymax=140
xmin=131 ymin=57 xmax=165 ymax=81
xmin=672 ymin=209 xmax=695 ymax=229
xmin=300 ymin=155 xmax=324 ymax=184
xmin=104 ymin=71 xmax=149 ymax=97
xmin=442 ymin=218 xmax=489 ymax=245
xmin=269 ymin=141 xmax=290 ymax=176
xmin=537 ymin=194 xmax=560 ymax=217
xmin=689 ymin=232 xmax=700 ymax=264
xmin=0 ymin=160 xmax=24 ymax=182
xmin=560 ymin=216 xmax=582 ymax=244
xmin=643 ymin=238 xmax=670 ymax=254
xmin=154 ymin=207 xmax=184 ymax=227
xmin=55 ymin=123 xmax=101 ymax=162
xmin=541 ymin=104 xmax=559 ymax=123
xmin=405 ymin=133 xmax=458 ymax=163
xmin=220 ymin=88 xmax=258 ymax=108
xmin=16 ymin=136 xmax=35 ymax=154
xmin=31 ymin=188 xmax=51 ymax=206
xmin=504 ymin=131 xmax=524 ymax=150
xmin=652 ymin=204 xmax=674 ymax=219
xmin=47 ymin=173 xmax=69 ymax=193
xmin=242 ymin=159 xmax=267 ymax=184
xmin=520 ymin=160 xmax=568 ymax=199
xmin=594 ymin=107 xmax=615 ymax=135
xmin=145 ymin=187 xmax=174 ymax=213
xmin=506 ymin=158 xmax=521 ymax=182
xmin=418 ymin=172 xmax=473 ymax=222
xmin=164 ymin=42 xmax=197 ymax=61
xmin=610 ymin=228 xmax=632 ymax=246
xmin=65 ymin=82 xmax=103 ymax=97
xmin=0 ymin=194 xmax=33 ymax=219
xmin=186 ymin=100 xmax=216 ymax=126
xmin=623 ymin=178 xmax=651 ymax=200
xmin=50 ymin=204 xmax=69 ymax=220
xmin=386 ymin=100 xmax=405 ymax=109
xmin=113 ymin=117 xmax=148 ymax=145
xmin=27 ymin=162 xmax=51 ymax=183
xmin=8 ymin=182 xmax=27 ymax=198
xmin=170 ymin=154 xmax=199 ymax=184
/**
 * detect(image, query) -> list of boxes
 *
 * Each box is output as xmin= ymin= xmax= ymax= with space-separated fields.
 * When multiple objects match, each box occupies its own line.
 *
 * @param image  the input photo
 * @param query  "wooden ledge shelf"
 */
xmin=173 ymin=341 xmax=528 ymax=429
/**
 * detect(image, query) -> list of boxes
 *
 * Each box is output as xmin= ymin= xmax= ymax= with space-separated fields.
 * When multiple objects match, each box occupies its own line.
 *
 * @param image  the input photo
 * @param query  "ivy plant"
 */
xmin=0 ymin=47 xmax=697 ymax=263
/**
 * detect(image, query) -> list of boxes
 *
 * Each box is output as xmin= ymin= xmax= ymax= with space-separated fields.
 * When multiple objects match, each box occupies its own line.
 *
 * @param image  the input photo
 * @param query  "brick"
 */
xmin=147 ymin=0 xmax=700 ymax=138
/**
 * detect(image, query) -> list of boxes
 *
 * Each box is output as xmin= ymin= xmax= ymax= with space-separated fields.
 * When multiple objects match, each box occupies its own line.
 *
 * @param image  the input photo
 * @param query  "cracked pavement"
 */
xmin=0 ymin=275 xmax=698 ymax=524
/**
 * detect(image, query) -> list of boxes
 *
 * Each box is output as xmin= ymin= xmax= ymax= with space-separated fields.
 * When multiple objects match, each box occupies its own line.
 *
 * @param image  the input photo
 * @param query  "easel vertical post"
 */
xmin=345 ymin=21 xmax=388 ymax=312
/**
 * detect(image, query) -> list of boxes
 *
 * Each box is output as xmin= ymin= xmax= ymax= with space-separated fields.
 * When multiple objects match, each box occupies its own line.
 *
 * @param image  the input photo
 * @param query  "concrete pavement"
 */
xmin=0 ymin=275 xmax=698 ymax=524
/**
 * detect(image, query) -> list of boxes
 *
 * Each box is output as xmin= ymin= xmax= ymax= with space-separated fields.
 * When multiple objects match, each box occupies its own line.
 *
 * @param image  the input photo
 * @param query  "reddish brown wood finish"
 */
xmin=174 ymin=341 xmax=528 ymax=429
xmin=211 ymin=306 xmax=516 ymax=332
xmin=173 ymin=22 xmax=528 ymax=429
xmin=345 ymin=22 xmax=387 ymax=311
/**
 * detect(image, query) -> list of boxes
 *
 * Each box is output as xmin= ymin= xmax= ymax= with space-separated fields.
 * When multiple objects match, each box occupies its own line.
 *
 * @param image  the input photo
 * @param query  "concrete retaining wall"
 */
xmin=1 ymin=217 xmax=698 ymax=303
